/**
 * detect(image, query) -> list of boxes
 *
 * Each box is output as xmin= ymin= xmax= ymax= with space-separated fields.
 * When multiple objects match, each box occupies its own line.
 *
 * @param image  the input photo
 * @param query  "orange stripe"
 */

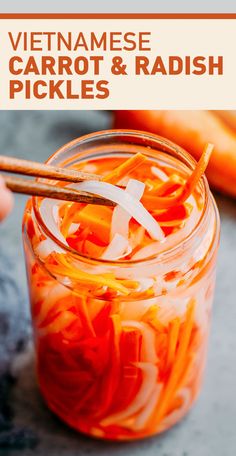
xmin=0 ymin=14 xmax=236 ymax=19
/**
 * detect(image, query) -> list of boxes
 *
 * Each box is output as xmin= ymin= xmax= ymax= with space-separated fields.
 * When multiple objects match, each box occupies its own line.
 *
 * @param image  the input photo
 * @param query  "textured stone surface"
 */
xmin=0 ymin=111 xmax=235 ymax=455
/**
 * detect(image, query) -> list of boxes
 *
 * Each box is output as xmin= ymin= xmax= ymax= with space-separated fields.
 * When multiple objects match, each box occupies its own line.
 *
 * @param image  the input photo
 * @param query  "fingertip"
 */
xmin=0 ymin=187 xmax=14 ymax=221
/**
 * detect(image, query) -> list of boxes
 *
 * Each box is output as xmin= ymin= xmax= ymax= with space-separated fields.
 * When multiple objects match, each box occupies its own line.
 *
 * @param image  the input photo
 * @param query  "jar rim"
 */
xmin=32 ymin=129 xmax=218 ymax=267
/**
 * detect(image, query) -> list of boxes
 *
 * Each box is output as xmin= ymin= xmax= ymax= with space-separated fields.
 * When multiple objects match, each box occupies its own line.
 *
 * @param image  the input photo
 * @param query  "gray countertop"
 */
xmin=0 ymin=111 xmax=235 ymax=456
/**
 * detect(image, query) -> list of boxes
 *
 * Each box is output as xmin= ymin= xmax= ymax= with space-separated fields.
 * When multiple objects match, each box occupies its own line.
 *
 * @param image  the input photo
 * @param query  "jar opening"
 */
xmin=32 ymin=129 xmax=212 ymax=267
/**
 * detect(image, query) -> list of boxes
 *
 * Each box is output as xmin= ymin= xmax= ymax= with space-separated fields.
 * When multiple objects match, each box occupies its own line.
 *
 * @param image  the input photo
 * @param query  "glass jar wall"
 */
xmin=22 ymin=131 xmax=220 ymax=440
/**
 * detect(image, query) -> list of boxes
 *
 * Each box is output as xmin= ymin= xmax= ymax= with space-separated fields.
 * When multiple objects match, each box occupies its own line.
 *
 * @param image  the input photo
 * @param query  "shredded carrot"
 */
xmin=142 ymin=143 xmax=213 ymax=210
xmin=48 ymin=254 xmax=129 ymax=295
xmin=74 ymin=205 xmax=112 ymax=244
xmin=147 ymin=299 xmax=195 ymax=430
xmin=75 ymin=296 xmax=96 ymax=338
xmin=102 ymin=152 xmax=147 ymax=184
xmin=97 ymin=315 xmax=121 ymax=417
xmin=165 ymin=318 xmax=181 ymax=370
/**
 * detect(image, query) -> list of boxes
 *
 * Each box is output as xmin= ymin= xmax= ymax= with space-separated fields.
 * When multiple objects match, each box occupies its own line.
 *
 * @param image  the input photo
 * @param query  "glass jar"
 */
xmin=22 ymin=130 xmax=220 ymax=441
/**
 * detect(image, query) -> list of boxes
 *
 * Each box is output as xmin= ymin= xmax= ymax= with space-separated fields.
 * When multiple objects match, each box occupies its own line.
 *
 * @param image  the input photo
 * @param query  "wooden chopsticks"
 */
xmin=0 ymin=155 xmax=101 ymax=182
xmin=0 ymin=155 xmax=115 ymax=207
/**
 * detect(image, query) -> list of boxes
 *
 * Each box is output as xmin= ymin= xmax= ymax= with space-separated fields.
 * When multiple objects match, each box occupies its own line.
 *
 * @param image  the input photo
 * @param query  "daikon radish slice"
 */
xmin=35 ymin=239 xmax=64 ymax=260
xmin=110 ymin=179 xmax=145 ymax=241
xmin=40 ymin=199 xmax=66 ymax=244
xmin=101 ymin=234 xmax=131 ymax=260
xmin=151 ymin=166 xmax=169 ymax=182
xmin=133 ymin=383 xmax=163 ymax=431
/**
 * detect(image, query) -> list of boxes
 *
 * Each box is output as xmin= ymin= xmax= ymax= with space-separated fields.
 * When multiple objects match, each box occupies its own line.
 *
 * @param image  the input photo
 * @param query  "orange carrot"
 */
xmin=166 ymin=318 xmax=181 ymax=370
xmin=75 ymin=205 xmax=112 ymax=244
xmin=114 ymin=110 xmax=236 ymax=197
xmin=214 ymin=110 xmax=236 ymax=133
xmin=48 ymin=255 xmax=129 ymax=295
xmin=98 ymin=315 xmax=121 ymax=417
xmin=102 ymin=152 xmax=146 ymax=184
xmin=147 ymin=299 xmax=195 ymax=430
xmin=75 ymin=296 xmax=96 ymax=338
xmin=142 ymin=143 xmax=213 ymax=210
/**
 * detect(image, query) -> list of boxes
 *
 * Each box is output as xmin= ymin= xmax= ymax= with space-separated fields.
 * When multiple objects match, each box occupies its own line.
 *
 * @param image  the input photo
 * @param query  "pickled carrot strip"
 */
xmin=146 ymin=299 xmax=195 ymax=430
xmin=102 ymin=153 xmax=147 ymax=184
xmin=156 ymin=173 xmax=185 ymax=193
xmin=48 ymin=261 xmax=129 ymax=295
xmin=92 ymin=302 xmax=112 ymax=335
xmin=148 ymin=318 xmax=166 ymax=334
xmin=111 ymin=330 xmax=142 ymax=413
xmin=142 ymin=144 xmax=213 ymax=210
xmin=97 ymin=315 xmax=121 ymax=417
xmin=122 ymin=321 xmax=158 ymax=364
xmin=83 ymin=240 xmax=105 ymax=258
xmin=75 ymin=296 xmax=96 ymax=338
xmin=158 ymin=219 xmax=184 ymax=228
xmin=74 ymin=205 xmax=112 ymax=244
xmin=120 ymin=280 xmax=139 ymax=289
xmin=183 ymin=143 xmax=213 ymax=200
xmin=121 ymin=329 xmax=142 ymax=364
xmin=153 ymin=180 xmax=181 ymax=197
xmin=166 ymin=318 xmax=181 ymax=370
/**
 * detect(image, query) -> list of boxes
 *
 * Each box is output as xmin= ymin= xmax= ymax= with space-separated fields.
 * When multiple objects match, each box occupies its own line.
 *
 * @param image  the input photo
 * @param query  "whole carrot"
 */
xmin=214 ymin=110 xmax=236 ymax=132
xmin=114 ymin=110 xmax=236 ymax=197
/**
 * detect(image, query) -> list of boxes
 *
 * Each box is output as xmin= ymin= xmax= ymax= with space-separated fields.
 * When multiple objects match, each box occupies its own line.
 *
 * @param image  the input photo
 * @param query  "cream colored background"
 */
xmin=0 ymin=19 xmax=235 ymax=109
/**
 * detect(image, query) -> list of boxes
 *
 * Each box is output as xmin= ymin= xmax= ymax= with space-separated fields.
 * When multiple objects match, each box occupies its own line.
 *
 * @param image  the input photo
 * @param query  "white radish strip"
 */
xmin=132 ymin=242 xmax=163 ymax=261
xmin=100 ymin=363 xmax=158 ymax=427
xmin=69 ymin=181 xmax=164 ymax=241
xmin=36 ymin=283 xmax=71 ymax=326
xmin=35 ymin=239 xmax=64 ymax=260
xmin=136 ymin=278 xmax=154 ymax=292
xmin=101 ymin=233 xmax=131 ymax=260
xmin=82 ymin=164 xmax=98 ymax=173
xmin=194 ymin=288 xmax=209 ymax=331
xmin=156 ymin=298 xmax=189 ymax=325
xmin=120 ymin=298 xmax=157 ymax=321
xmin=110 ymin=179 xmax=145 ymax=241
xmin=52 ymin=204 xmax=60 ymax=222
xmin=133 ymin=383 xmax=163 ymax=431
xmin=122 ymin=321 xmax=158 ymax=363
xmin=151 ymin=166 xmax=169 ymax=182
xmin=40 ymin=199 xmax=66 ymax=245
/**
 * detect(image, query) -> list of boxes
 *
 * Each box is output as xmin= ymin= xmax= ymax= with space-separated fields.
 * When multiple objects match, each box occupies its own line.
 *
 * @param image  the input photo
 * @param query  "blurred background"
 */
xmin=0 ymin=110 xmax=235 ymax=455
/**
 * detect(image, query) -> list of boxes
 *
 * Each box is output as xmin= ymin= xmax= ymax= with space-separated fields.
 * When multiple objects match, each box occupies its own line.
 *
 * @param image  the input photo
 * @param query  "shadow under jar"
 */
xmin=22 ymin=130 xmax=220 ymax=440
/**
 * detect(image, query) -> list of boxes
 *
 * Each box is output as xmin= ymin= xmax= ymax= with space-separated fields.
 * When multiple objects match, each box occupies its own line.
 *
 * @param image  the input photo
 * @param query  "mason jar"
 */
xmin=22 ymin=130 xmax=220 ymax=440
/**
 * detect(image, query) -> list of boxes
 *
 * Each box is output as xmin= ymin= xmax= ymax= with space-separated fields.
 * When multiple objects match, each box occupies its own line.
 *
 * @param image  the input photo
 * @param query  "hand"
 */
xmin=0 ymin=175 xmax=14 ymax=221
